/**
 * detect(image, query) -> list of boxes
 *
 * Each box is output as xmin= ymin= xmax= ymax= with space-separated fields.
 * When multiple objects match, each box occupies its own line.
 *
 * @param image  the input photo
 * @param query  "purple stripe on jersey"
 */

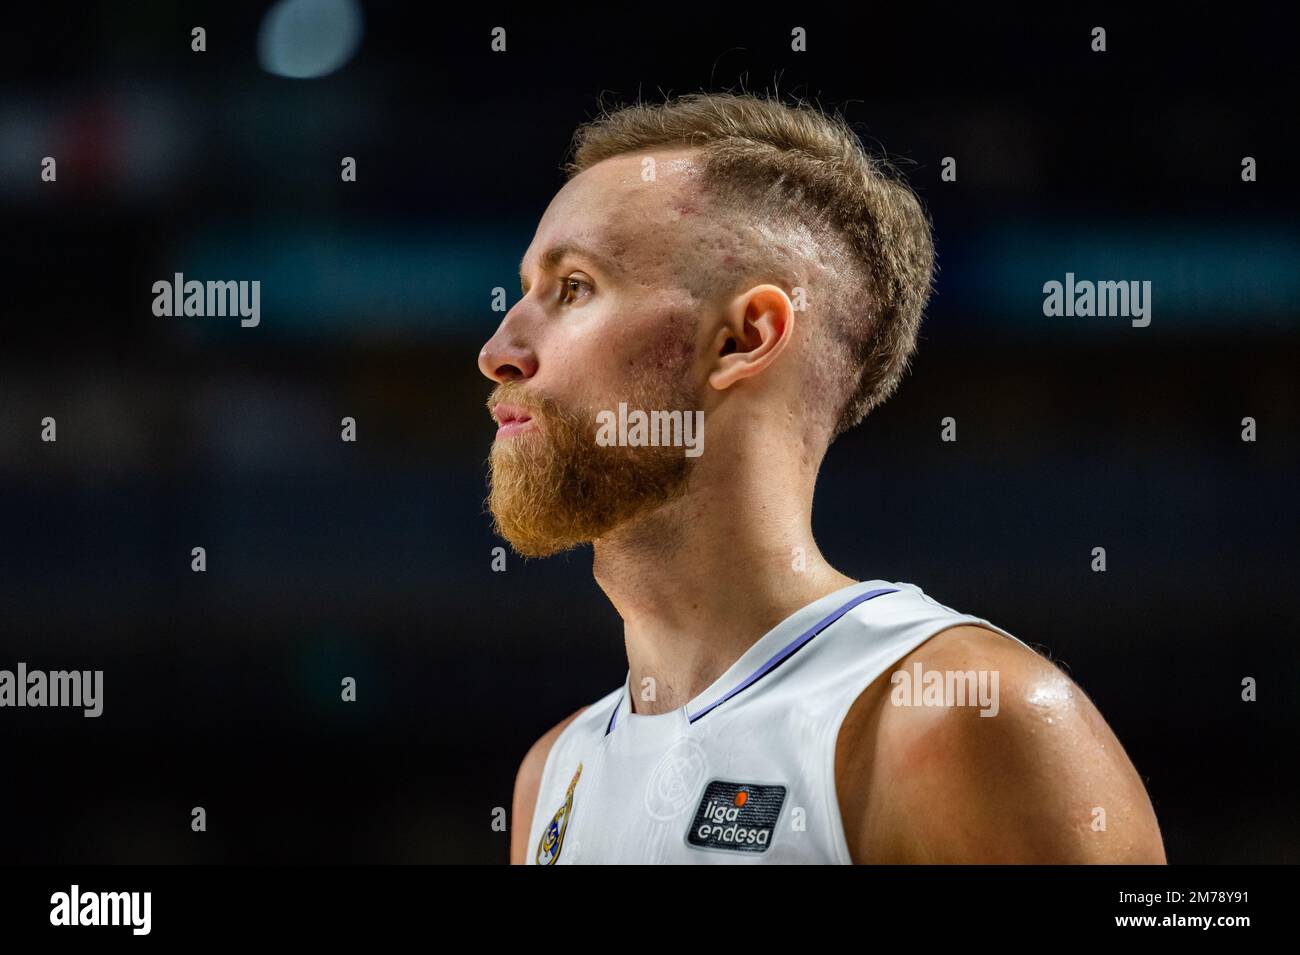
xmin=686 ymin=587 xmax=899 ymax=724
xmin=606 ymin=699 xmax=619 ymax=735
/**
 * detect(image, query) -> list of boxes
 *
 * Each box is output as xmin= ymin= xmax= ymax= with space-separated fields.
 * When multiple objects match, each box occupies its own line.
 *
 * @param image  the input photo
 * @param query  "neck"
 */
xmin=591 ymin=435 xmax=856 ymax=715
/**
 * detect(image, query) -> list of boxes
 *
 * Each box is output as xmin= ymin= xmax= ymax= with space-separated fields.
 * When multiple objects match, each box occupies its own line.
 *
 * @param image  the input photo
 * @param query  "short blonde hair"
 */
xmin=567 ymin=91 xmax=935 ymax=439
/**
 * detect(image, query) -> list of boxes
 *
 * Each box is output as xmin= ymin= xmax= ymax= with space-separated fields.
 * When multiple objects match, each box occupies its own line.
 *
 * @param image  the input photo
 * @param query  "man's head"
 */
xmin=479 ymin=92 xmax=934 ymax=557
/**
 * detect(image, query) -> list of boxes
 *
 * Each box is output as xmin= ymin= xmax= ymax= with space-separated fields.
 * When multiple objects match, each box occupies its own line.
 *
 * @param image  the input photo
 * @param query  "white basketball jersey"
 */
xmin=526 ymin=579 xmax=1033 ymax=864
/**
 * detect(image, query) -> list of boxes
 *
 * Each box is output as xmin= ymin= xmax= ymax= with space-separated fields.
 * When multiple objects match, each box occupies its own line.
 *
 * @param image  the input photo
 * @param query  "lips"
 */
xmin=492 ymin=403 xmax=535 ymax=438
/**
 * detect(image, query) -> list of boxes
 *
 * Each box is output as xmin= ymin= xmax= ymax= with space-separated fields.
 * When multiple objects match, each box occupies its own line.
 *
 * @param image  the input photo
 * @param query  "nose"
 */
xmin=477 ymin=320 xmax=538 ymax=384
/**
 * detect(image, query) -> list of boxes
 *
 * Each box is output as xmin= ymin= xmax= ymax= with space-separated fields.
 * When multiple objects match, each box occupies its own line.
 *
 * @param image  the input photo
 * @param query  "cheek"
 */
xmin=534 ymin=309 xmax=632 ymax=404
xmin=566 ymin=326 xmax=623 ymax=371
xmin=641 ymin=310 xmax=699 ymax=374
xmin=539 ymin=297 xmax=699 ymax=405
xmin=608 ymin=309 xmax=699 ymax=404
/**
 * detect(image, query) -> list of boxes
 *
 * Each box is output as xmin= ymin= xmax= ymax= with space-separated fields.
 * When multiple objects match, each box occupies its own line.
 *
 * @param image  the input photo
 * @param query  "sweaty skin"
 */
xmin=835 ymin=625 xmax=1166 ymax=863
xmin=510 ymin=623 xmax=1167 ymax=864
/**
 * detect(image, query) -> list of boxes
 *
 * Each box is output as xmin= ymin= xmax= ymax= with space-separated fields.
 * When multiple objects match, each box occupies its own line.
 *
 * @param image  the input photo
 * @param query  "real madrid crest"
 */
xmin=535 ymin=762 xmax=582 ymax=865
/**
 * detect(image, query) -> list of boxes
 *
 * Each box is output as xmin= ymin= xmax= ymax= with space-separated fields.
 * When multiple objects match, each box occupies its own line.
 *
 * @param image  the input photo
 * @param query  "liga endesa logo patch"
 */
xmin=686 ymin=780 xmax=786 ymax=853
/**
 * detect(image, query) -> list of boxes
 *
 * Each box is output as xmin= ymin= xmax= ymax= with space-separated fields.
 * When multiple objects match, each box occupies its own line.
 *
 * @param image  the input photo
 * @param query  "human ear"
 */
xmin=707 ymin=284 xmax=795 ymax=391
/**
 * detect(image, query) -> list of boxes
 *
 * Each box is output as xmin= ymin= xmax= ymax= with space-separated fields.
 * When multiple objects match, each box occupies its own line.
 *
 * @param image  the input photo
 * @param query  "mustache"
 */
xmin=486 ymin=383 xmax=579 ymax=424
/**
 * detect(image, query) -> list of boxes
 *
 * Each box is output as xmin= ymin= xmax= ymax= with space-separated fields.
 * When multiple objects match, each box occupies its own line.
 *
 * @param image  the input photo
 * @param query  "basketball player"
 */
xmin=479 ymin=93 xmax=1166 ymax=864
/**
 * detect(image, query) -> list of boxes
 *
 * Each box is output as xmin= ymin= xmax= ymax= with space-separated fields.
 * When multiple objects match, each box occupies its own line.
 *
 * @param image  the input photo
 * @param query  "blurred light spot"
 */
xmin=258 ymin=0 xmax=364 ymax=79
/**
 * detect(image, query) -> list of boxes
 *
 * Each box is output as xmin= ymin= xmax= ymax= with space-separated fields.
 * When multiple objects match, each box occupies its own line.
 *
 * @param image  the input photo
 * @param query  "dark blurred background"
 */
xmin=0 ymin=3 xmax=1296 ymax=863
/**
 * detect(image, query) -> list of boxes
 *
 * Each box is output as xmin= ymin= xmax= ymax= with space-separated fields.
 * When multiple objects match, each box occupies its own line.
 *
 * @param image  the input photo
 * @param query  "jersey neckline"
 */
xmin=605 ymin=579 xmax=901 ymax=735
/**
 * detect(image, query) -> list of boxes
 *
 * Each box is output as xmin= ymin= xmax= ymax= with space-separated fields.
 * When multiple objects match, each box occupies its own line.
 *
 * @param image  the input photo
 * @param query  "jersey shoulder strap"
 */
xmin=787 ymin=580 xmax=1035 ymax=862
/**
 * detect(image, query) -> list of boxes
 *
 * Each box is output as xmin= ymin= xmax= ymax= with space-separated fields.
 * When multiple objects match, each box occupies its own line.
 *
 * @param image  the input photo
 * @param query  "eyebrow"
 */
xmin=519 ymin=242 xmax=617 ymax=287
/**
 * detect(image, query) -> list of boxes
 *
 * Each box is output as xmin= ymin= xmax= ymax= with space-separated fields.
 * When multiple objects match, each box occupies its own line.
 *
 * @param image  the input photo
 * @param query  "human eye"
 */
xmin=558 ymin=274 xmax=593 ymax=306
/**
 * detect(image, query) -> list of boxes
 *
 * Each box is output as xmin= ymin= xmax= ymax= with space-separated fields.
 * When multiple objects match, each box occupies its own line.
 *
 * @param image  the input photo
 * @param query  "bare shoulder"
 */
xmin=509 ymin=706 xmax=588 ymax=865
xmin=836 ymin=624 xmax=1166 ymax=864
